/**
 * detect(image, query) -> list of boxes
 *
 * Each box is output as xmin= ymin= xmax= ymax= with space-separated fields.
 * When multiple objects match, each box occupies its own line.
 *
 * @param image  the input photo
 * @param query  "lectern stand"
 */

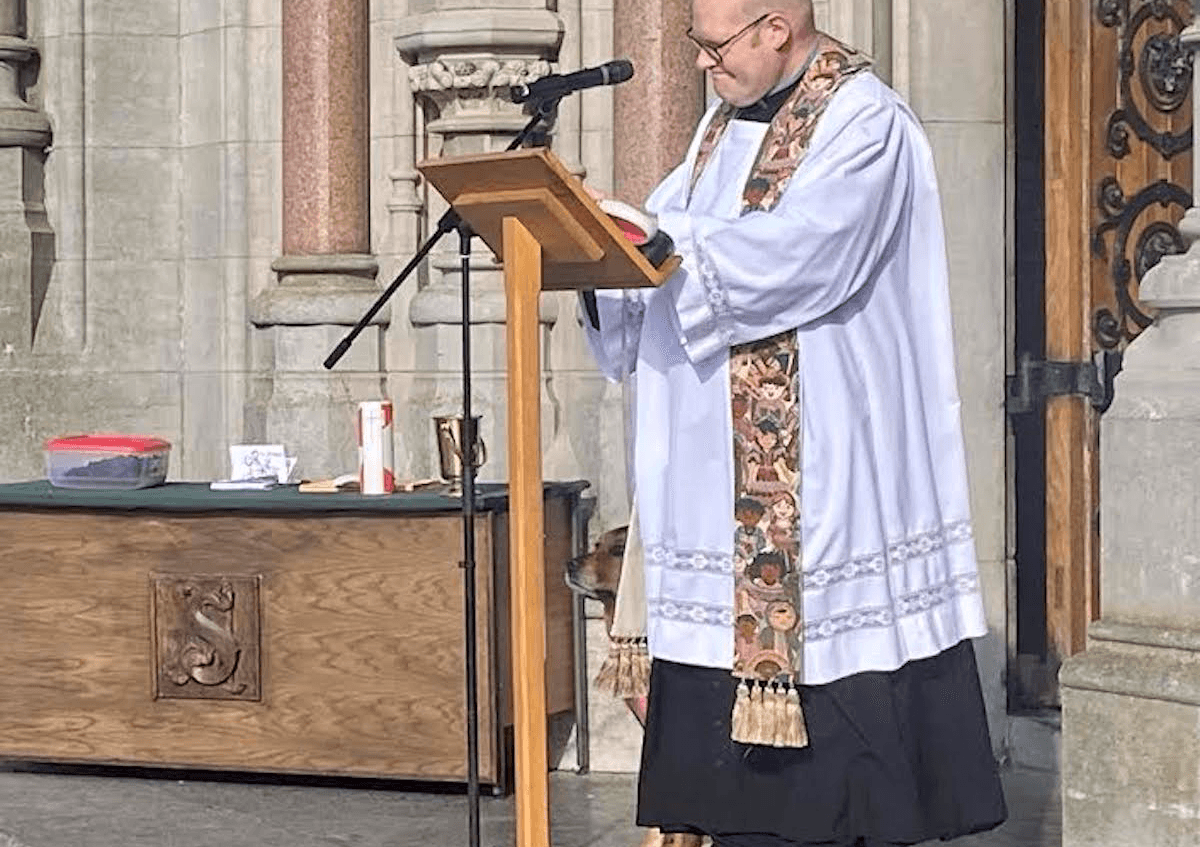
xmin=418 ymin=147 xmax=679 ymax=847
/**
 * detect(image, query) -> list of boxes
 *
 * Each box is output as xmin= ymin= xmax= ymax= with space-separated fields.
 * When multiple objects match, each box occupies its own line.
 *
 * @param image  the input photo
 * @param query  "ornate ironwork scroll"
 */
xmin=1092 ymin=176 xmax=1191 ymax=344
xmin=1093 ymin=0 xmax=1194 ymax=349
xmin=1100 ymin=0 xmax=1193 ymax=159
xmin=152 ymin=574 xmax=261 ymax=701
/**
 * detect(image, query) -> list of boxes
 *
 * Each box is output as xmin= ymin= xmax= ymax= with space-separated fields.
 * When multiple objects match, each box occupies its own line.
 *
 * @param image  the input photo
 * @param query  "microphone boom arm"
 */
xmin=322 ymin=96 xmax=562 ymax=371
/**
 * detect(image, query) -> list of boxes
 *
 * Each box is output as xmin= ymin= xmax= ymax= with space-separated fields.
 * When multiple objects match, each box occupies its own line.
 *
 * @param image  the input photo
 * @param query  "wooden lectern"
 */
xmin=417 ymin=148 xmax=679 ymax=847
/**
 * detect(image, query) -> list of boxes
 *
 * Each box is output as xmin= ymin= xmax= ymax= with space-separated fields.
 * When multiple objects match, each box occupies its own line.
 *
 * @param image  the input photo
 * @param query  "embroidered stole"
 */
xmin=690 ymin=40 xmax=872 ymax=213
xmin=703 ymin=41 xmax=871 ymax=748
xmin=592 ymin=42 xmax=872 ymax=741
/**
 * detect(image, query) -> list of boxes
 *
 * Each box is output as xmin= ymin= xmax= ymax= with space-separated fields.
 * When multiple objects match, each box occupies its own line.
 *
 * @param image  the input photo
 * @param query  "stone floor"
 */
xmin=0 ymin=762 xmax=1059 ymax=847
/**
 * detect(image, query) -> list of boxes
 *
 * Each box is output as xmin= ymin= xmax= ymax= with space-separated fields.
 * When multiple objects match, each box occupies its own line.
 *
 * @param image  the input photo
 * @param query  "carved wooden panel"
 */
xmin=1092 ymin=0 xmax=1193 ymax=350
xmin=152 ymin=574 xmax=261 ymax=701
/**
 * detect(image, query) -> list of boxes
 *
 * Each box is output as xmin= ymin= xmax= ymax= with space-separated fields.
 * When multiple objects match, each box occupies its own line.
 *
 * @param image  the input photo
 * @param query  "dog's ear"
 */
xmin=606 ymin=525 xmax=629 ymax=559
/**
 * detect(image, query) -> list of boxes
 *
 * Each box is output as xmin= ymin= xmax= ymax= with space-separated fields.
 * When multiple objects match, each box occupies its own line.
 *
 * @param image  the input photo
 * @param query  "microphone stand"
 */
xmin=324 ymin=94 xmax=562 ymax=847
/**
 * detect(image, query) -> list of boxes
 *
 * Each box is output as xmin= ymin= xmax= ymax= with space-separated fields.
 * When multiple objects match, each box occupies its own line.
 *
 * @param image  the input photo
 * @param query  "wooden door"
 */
xmin=1021 ymin=0 xmax=1192 ymax=706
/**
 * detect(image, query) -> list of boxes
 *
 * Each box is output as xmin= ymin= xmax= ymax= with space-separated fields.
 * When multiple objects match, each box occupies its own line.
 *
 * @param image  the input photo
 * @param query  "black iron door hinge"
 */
xmin=1006 ymin=350 xmax=1123 ymax=415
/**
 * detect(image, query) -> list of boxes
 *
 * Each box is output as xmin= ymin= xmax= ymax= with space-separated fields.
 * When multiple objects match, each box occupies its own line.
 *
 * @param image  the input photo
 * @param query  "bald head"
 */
xmin=738 ymin=0 xmax=819 ymax=70
xmin=742 ymin=0 xmax=815 ymax=30
xmin=690 ymin=0 xmax=824 ymax=106
xmin=747 ymin=0 xmax=820 ymax=82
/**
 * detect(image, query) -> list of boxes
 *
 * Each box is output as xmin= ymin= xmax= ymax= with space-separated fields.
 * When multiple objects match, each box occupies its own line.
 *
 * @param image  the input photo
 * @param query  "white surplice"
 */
xmin=585 ymin=72 xmax=988 ymax=685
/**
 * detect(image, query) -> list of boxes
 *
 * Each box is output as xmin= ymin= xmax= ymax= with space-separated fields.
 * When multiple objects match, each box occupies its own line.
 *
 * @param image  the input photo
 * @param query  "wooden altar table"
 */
xmin=0 ymin=480 xmax=588 ymax=787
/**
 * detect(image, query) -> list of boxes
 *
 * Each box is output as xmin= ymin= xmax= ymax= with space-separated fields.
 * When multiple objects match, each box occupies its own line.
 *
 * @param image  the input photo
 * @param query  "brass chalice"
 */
xmin=433 ymin=414 xmax=487 ymax=496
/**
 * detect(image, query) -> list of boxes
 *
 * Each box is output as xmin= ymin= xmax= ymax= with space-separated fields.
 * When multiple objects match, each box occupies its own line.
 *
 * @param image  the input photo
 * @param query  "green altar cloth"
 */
xmin=0 ymin=480 xmax=589 ymax=514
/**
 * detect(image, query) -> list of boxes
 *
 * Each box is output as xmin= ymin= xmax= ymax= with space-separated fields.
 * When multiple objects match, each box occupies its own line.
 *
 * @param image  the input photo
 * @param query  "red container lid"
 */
xmin=45 ymin=434 xmax=171 ymax=453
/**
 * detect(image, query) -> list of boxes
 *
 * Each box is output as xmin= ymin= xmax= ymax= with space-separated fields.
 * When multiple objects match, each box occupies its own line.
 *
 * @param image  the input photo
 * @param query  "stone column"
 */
xmin=825 ymin=0 xmax=891 ymax=83
xmin=376 ymin=0 xmax=424 ymax=481
xmin=249 ymin=0 xmax=384 ymax=478
xmin=612 ymin=0 xmax=704 ymax=205
xmin=0 ymin=0 xmax=52 ymax=350
xmin=1060 ymin=7 xmax=1200 ymax=846
xmin=394 ymin=7 xmax=562 ymax=484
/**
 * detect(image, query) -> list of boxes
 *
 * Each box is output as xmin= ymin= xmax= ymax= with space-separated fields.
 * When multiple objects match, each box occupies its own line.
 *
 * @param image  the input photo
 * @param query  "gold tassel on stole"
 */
xmin=730 ymin=679 xmax=809 ymax=749
xmin=593 ymin=636 xmax=652 ymax=699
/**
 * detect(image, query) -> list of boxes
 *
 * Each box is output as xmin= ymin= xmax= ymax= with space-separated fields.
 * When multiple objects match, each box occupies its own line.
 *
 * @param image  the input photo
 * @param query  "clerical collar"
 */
xmin=733 ymin=41 xmax=821 ymax=123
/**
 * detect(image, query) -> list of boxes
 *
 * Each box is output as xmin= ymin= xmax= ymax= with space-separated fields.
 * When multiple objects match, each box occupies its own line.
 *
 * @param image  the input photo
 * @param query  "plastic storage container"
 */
xmin=45 ymin=435 xmax=171 ymax=489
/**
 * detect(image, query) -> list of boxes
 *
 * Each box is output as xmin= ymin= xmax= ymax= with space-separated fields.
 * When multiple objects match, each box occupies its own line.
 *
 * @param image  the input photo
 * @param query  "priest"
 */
xmin=583 ymin=0 xmax=1008 ymax=845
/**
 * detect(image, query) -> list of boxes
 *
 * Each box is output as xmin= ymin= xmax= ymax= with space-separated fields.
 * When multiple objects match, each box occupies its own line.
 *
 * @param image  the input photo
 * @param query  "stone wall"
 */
xmin=5 ymin=0 xmax=283 ymax=483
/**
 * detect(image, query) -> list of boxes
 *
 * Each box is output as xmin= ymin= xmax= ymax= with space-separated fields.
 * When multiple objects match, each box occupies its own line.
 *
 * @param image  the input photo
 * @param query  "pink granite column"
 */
xmin=613 ymin=0 xmax=705 ymax=205
xmin=257 ymin=0 xmax=382 ymax=325
xmin=249 ymin=0 xmax=383 ymax=479
xmin=281 ymin=0 xmax=369 ymax=258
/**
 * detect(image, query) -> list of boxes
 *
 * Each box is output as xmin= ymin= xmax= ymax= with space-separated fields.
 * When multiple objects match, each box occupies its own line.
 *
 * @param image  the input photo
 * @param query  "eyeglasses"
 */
xmin=686 ymin=12 xmax=772 ymax=65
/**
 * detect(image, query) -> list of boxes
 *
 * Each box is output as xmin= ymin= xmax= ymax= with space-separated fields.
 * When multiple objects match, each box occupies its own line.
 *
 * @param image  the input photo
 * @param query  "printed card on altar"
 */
xmin=228 ymin=444 xmax=296 ymax=483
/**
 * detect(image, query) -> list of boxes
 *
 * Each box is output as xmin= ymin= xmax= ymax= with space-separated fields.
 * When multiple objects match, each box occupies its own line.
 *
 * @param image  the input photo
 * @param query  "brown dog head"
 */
xmin=565 ymin=525 xmax=628 ymax=634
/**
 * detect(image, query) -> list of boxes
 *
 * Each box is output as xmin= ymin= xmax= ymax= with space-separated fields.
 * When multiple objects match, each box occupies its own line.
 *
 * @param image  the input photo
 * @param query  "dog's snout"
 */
xmin=566 ymin=552 xmax=589 ymax=583
xmin=564 ymin=553 xmax=601 ymax=599
xmin=563 ymin=524 xmax=629 ymax=603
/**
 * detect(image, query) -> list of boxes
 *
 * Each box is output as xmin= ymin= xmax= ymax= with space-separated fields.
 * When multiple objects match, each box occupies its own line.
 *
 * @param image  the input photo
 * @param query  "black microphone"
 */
xmin=510 ymin=60 xmax=634 ymax=104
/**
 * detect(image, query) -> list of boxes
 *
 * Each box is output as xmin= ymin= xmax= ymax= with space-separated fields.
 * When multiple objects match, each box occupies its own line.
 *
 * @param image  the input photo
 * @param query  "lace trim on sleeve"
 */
xmin=695 ymin=244 xmax=735 ymax=345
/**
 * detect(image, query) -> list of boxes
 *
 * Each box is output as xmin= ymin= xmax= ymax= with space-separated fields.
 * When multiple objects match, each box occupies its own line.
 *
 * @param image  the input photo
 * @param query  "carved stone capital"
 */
xmin=408 ymin=57 xmax=551 ymax=97
xmin=395 ymin=8 xmax=563 ymax=67
xmin=395 ymin=8 xmax=562 ymax=133
xmin=395 ymin=8 xmax=564 ymax=328
xmin=408 ymin=57 xmax=552 ymax=135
